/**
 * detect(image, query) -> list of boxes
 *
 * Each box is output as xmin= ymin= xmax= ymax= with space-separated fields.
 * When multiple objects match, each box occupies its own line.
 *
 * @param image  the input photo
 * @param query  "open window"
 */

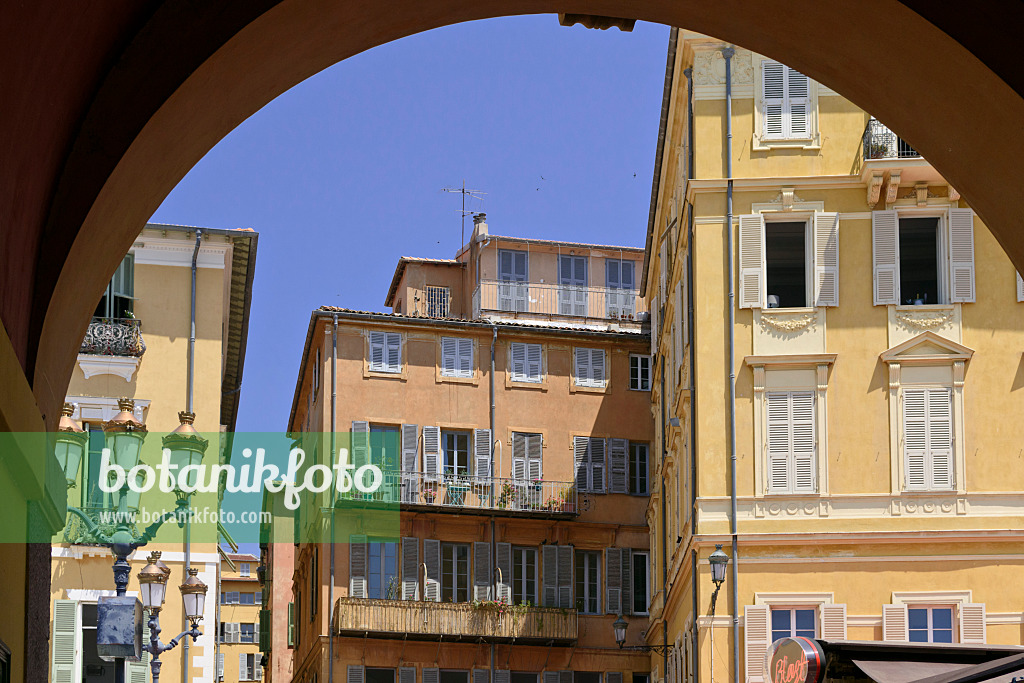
xmin=94 ymin=253 xmax=135 ymax=319
xmin=739 ymin=212 xmax=838 ymax=309
xmin=764 ymin=221 xmax=808 ymax=308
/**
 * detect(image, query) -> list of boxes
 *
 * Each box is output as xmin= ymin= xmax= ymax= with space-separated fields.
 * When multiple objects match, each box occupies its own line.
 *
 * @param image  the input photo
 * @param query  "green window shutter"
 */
xmin=51 ymin=599 xmax=79 ymax=683
xmin=126 ymin=649 xmax=149 ymax=683
xmin=288 ymin=602 xmax=295 ymax=646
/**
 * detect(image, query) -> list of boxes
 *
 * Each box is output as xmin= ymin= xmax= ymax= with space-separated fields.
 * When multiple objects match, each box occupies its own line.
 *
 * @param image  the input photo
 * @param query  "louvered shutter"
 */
xmin=349 ymin=534 xmax=367 ymax=598
xmin=609 ymin=438 xmax=628 ymax=493
xmin=791 ymin=391 xmax=816 ymax=492
xmin=239 ymin=653 xmax=248 ymax=680
xmin=557 ymin=545 xmax=574 ymax=608
xmin=674 ymin=281 xmax=684 ymax=375
xmin=369 ymin=331 xmax=386 ymax=371
xmin=590 ymin=438 xmax=606 ymax=492
xmin=351 ymin=421 xmax=369 ymax=470
xmin=459 ymin=338 xmax=473 ymax=376
xmin=904 ymin=388 xmax=953 ymax=491
xmin=495 ymin=671 xmax=511 ymax=683
xmin=474 ymin=670 xmax=490 ymax=683
xmin=511 ymin=343 xmax=527 ymax=381
xmin=606 ymin=548 xmax=622 ymax=614
xmin=441 ymin=337 xmax=458 ymax=376
xmin=814 ymin=212 xmax=840 ymax=307
xmin=542 ymin=545 xmax=558 ymax=606
xmin=423 ymin=669 xmax=440 ymax=683
xmin=766 ymin=392 xmax=791 ymax=492
xmin=474 ymin=428 xmax=492 ymax=479
xmin=744 ymin=605 xmax=770 ymax=683
xmin=400 ymin=667 xmax=417 ymax=683
xmin=402 ymin=537 xmax=420 ymax=600
xmin=349 ymin=665 xmax=365 ymax=683
xmin=126 ymin=649 xmax=148 ymax=683
xmin=608 ymin=674 xmax=623 ymax=683
xmin=218 ymin=654 xmax=225 ymax=679
xmin=287 ymin=603 xmax=295 ymax=645
xmin=401 ymin=423 xmax=419 ymax=502
xmin=52 ymin=599 xmax=78 ymax=683
xmin=575 ymin=348 xmax=591 ymax=386
xmin=873 ymin=211 xmax=900 ymax=305
xmin=543 ymin=673 xmax=559 ymax=683
xmin=574 ymin=436 xmax=590 ymax=491
xmin=621 ymin=548 xmax=633 ymax=616
xmin=883 ymin=604 xmax=909 ymax=641
xmin=527 ymin=434 xmax=543 ymax=480
xmin=903 ymin=388 xmax=928 ymax=489
xmin=1017 ymin=273 xmax=1024 ymax=302
xmin=386 ymin=332 xmax=402 ymax=371
xmin=512 ymin=433 xmax=527 ymax=480
xmin=787 ymin=68 xmax=810 ymax=137
xmin=762 ymin=62 xmax=785 ymax=140
xmin=423 ymin=539 xmax=441 ymax=602
xmin=256 ymin=658 xmax=263 ymax=680
xmin=423 ymin=426 xmax=441 ymax=477
xmin=960 ymin=604 xmax=986 ymax=643
xmin=526 ymin=343 xmax=542 ymax=381
xmin=559 ymin=671 xmax=573 ymax=683
xmin=739 ymin=214 xmax=765 ymax=308
xmin=496 ymin=542 xmax=512 ymax=602
xmin=592 ymin=349 xmax=606 ymax=386
xmin=473 ymin=541 xmax=492 ymax=600
xmin=650 ymin=292 xmax=660 ymax=356
xmin=948 ymin=208 xmax=976 ymax=303
xmin=927 ymin=388 xmax=954 ymax=489
xmin=821 ymin=604 xmax=847 ymax=640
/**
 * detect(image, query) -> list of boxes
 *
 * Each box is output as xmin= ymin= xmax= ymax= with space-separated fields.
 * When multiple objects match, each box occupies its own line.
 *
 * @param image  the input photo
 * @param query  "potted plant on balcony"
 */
xmin=498 ymin=482 xmax=516 ymax=510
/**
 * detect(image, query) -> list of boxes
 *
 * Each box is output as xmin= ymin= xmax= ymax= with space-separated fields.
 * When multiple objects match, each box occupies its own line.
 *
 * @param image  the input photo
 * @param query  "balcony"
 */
xmin=863 ymin=117 xmax=920 ymax=160
xmin=80 ymin=317 xmax=146 ymax=357
xmin=333 ymin=597 xmax=578 ymax=645
xmin=337 ymin=472 xmax=578 ymax=518
xmin=472 ymin=280 xmax=645 ymax=325
xmin=859 ymin=117 xmax=944 ymax=189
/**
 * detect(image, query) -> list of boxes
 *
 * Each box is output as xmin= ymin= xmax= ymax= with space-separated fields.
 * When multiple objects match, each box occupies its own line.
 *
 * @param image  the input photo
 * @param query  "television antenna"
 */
xmin=442 ymin=181 xmax=486 ymax=251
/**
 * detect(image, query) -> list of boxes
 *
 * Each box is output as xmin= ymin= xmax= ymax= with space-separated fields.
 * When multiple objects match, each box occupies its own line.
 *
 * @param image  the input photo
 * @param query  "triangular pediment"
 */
xmin=880 ymin=331 xmax=974 ymax=364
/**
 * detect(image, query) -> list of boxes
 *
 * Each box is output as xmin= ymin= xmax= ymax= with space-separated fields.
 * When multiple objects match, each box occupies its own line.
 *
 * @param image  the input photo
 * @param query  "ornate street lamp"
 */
xmin=709 ymin=544 xmax=730 ymax=591
xmin=138 ymin=552 xmax=169 ymax=612
xmin=162 ymin=411 xmax=209 ymax=498
xmin=104 ymin=397 xmax=148 ymax=471
xmin=180 ymin=567 xmax=208 ymax=626
xmin=55 ymin=403 xmax=88 ymax=488
xmin=140 ymin=555 xmax=206 ymax=683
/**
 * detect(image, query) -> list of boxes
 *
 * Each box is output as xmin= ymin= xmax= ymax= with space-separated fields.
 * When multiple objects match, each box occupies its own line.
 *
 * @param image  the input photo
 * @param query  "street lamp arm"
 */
xmin=136 ymin=510 xmax=183 ymax=545
xmin=65 ymin=505 xmax=111 ymax=543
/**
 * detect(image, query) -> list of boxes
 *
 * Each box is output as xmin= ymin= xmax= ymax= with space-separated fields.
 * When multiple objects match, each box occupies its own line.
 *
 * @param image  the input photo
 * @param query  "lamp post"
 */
xmin=55 ymin=403 xmax=88 ymax=489
xmin=708 ymin=544 xmax=730 ymax=616
xmin=138 ymin=554 xmax=207 ymax=683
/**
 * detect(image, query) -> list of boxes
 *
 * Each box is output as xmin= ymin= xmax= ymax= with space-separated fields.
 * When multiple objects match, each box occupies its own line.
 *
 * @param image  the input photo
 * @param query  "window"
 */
xmin=574 ymin=348 xmax=606 ymax=388
xmin=370 ymin=424 xmax=400 ymax=470
xmin=499 ymin=249 xmax=529 ymax=311
xmin=83 ymin=424 xmax=109 ymax=508
xmin=287 ymin=602 xmax=295 ymax=646
xmin=903 ymin=387 xmax=954 ymax=491
xmin=94 ymin=253 xmax=134 ymax=319
xmin=766 ymin=391 xmax=816 ymax=493
xmin=239 ymin=653 xmax=261 ymax=681
xmin=240 ymin=623 xmax=255 ymax=643
xmin=513 ymin=547 xmax=537 ymax=605
xmin=632 ymin=551 xmax=650 ymax=615
xmin=872 ymin=209 xmax=975 ymax=305
xmin=573 ymin=437 xmax=605 ymax=493
xmin=369 ymin=331 xmax=402 ymax=373
xmin=313 ymin=347 xmax=320 ymax=397
xmin=510 ymin=342 xmax=543 ymax=383
xmin=909 ymin=606 xmax=955 ymax=643
xmin=576 ymin=674 xmax=601 ymax=683
xmin=240 ymin=562 xmax=251 ymax=577
xmin=760 ymin=61 xmax=811 ymax=141
xmin=367 ymin=540 xmax=398 ymax=599
xmin=606 ymin=259 xmax=636 ymax=318
xmin=310 ymin=546 xmax=318 ymax=619
xmin=240 ymin=592 xmax=255 ymax=605
xmin=443 ymin=431 xmax=470 ymax=476
xmin=630 ymin=355 xmax=651 ymax=391
xmin=441 ymin=337 xmax=473 ymax=378
xmin=559 ymin=255 xmax=588 ymax=316
xmin=629 ymin=443 xmax=649 ymax=495
xmin=441 ymin=672 xmax=469 ymax=683
xmin=221 ymin=591 xmax=240 ymax=605
xmin=366 ymin=669 xmax=395 ymax=683
xmin=427 ymin=286 xmax=451 ymax=318
xmin=739 ymin=212 xmax=839 ymax=309
xmin=770 ymin=608 xmax=816 ymax=642
xmin=512 ymin=432 xmax=543 ymax=481
xmin=574 ymin=550 xmax=600 ymax=614
xmin=441 ymin=543 xmax=470 ymax=602
xmin=512 ymin=674 xmax=539 ymax=683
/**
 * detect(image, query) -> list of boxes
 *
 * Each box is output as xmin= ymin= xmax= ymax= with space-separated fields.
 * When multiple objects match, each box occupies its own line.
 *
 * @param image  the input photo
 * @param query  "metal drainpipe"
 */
xmin=329 ymin=314 xmax=338 ymax=683
xmin=722 ymin=45 xmax=741 ymax=683
xmin=660 ymin=359 xmax=668 ymax=679
xmin=183 ymin=228 xmax=200 ymax=683
xmin=489 ymin=325 xmax=498 ymax=683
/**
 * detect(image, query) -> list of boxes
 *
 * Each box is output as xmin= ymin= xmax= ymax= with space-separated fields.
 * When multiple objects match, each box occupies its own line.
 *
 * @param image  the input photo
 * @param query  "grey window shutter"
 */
xmin=872 ymin=210 xmax=900 ymax=305
xmin=349 ymin=534 xmax=367 ymax=598
xmin=474 ymin=428 xmax=492 ymax=479
xmin=402 ymin=537 xmax=420 ymax=600
xmin=609 ymin=438 xmax=629 ymax=493
xmin=458 ymin=338 xmax=474 ymax=377
xmin=351 ymin=421 xmax=369 ymax=470
xmin=814 ymin=212 xmax=840 ymax=307
xmin=574 ymin=347 xmax=591 ymax=386
xmin=423 ymin=539 xmax=441 ymax=602
xmin=511 ymin=342 xmax=526 ymax=381
xmin=557 ymin=545 xmax=574 ymax=608
xmin=739 ymin=214 xmax=765 ymax=308
xmin=512 ymin=432 xmax=527 ymax=480
xmin=349 ymin=665 xmax=365 ymax=683
xmin=495 ymin=671 xmax=511 ymax=683
xmin=386 ymin=332 xmax=402 ymax=370
xmin=590 ymin=438 xmax=606 ymax=492
xmin=51 ymin=599 xmax=79 ymax=683
xmin=527 ymin=433 xmax=543 ymax=480
xmin=559 ymin=671 xmax=574 ymax=683
xmin=473 ymin=541 xmax=492 ymax=600
xmin=423 ymin=426 xmax=442 ymax=477
xmin=542 ymin=545 xmax=558 ymax=606
xmin=474 ymin=670 xmax=490 ymax=683
xmin=573 ymin=436 xmax=590 ymax=491
xmin=543 ymin=673 xmax=559 ymax=683
xmin=401 ymin=423 xmax=419 ymax=502
xmin=400 ymin=667 xmax=417 ymax=683
xmin=441 ymin=337 xmax=458 ymax=375
xmin=606 ymin=547 xmax=622 ymax=614
xmin=608 ymin=674 xmax=623 ymax=683
xmin=591 ymin=349 xmax=606 ymax=386
xmin=526 ymin=343 xmax=542 ymax=381
xmin=496 ymin=542 xmax=512 ymax=602
xmin=424 ymin=669 xmax=440 ymax=683
xmin=948 ymin=208 xmax=976 ymax=302
xmin=369 ymin=331 xmax=386 ymax=371
xmin=621 ymin=548 xmax=633 ymax=616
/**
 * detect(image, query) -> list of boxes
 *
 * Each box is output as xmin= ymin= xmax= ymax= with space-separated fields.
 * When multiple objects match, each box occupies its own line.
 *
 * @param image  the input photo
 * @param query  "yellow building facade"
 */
xmin=219 ymin=553 xmax=265 ymax=683
xmin=50 ymin=223 xmax=257 ymax=683
xmin=643 ymin=29 xmax=1024 ymax=683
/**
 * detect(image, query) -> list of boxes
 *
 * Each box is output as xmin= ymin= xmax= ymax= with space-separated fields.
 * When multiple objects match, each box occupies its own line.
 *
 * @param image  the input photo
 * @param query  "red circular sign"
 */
xmin=765 ymin=637 xmax=825 ymax=683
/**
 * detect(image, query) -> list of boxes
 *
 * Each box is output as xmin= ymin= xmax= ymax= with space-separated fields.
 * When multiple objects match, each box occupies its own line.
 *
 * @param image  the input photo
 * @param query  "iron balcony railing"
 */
xmin=862 ymin=117 xmax=920 ymax=160
xmin=472 ymin=280 xmax=645 ymax=321
xmin=334 ymin=597 xmax=578 ymax=644
xmin=337 ymin=471 xmax=577 ymax=516
xmin=80 ymin=317 xmax=147 ymax=357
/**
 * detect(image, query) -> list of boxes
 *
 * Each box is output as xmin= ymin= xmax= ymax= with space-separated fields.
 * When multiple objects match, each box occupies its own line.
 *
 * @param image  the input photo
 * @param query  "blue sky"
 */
xmin=151 ymin=15 xmax=669 ymax=435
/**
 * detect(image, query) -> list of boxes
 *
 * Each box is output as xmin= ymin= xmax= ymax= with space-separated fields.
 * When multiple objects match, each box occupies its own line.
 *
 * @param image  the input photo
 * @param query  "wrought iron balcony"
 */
xmin=336 ymin=471 xmax=578 ymax=517
xmin=334 ymin=597 xmax=577 ymax=644
xmin=863 ymin=117 xmax=920 ymax=160
xmin=472 ymin=280 xmax=645 ymax=322
xmin=81 ymin=317 xmax=147 ymax=357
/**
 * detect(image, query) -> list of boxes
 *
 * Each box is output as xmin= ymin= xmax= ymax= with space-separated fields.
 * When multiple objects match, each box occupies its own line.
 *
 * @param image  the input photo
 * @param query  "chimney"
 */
xmin=473 ymin=213 xmax=488 ymax=241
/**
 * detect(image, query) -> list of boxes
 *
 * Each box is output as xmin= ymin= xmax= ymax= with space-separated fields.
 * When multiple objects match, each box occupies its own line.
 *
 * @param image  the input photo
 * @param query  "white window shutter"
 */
xmin=761 ymin=62 xmax=785 ymax=140
xmin=960 ymin=603 xmax=986 ymax=643
xmin=51 ymin=599 xmax=79 ymax=683
xmin=401 ymin=424 xmax=418 ymax=472
xmin=766 ymin=392 xmax=792 ymax=492
xmin=786 ymin=67 xmax=810 ymax=138
xmin=474 ymin=428 xmax=492 ymax=478
xmin=813 ymin=212 xmax=840 ymax=307
xmin=738 ymin=214 xmax=765 ymax=308
xmin=402 ymin=537 xmax=420 ymax=600
xmin=349 ymin=534 xmax=367 ymax=598
xmin=423 ymin=669 xmax=440 ymax=683
xmin=575 ymin=347 xmax=591 ymax=386
xmin=1017 ymin=273 xmax=1024 ymax=302
xmin=592 ymin=348 xmax=606 ymax=387
xmin=903 ymin=388 xmax=928 ymax=490
xmin=927 ymin=388 xmax=954 ymax=490
xmin=791 ymin=391 xmax=817 ymax=492
xmin=557 ymin=545 xmax=574 ymax=608
xmin=473 ymin=541 xmax=492 ymax=600
xmin=126 ymin=649 xmax=148 ymax=683
xmin=217 ymin=654 xmax=225 ymax=679
xmin=609 ymin=438 xmax=629 ymax=494
xmin=400 ymin=667 xmax=417 ymax=683
xmin=423 ymin=539 xmax=441 ymax=602
xmin=820 ymin=604 xmax=847 ymax=640
xmin=883 ymin=604 xmax=909 ymax=641
xmin=441 ymin=337 xmax=457 ymax=376
xmin=542 ymin=544 xmax=558 ymax=606
xmin=369 ymin=331 xmax=386 ymax=371
xmin=744 ymin=605 xmax=769 ymax=683
xmin=422 ymin=426 xmax=441 ymax=476
xmin=349 ymin=665 xmax=365 ymax=683
xmin=351 ymin=421 xmax=369 ymax=469
xmin=650 ymin=292 xmax=660 ymax=356
xmin=605 ymin=547 xmax=622 ymax=614
xmin=526 ymin=343 xmax=543 ymax=381
xmin=386 ymin=332 xmax=402 ymax=371
xmin=872 ymin=211 xmax=900 ymax=305
xmin=458 ymin=338 xmax=474 ymax=377
xmin=496 ymin=542 xmax=512 ymax=602
xmin=674 ymin=281 xmax=684 ymax=375
xmin=510 ymin=342 xmax=526 ymax=381
xmin=948 ymin=208 xmax=976 ymax=303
